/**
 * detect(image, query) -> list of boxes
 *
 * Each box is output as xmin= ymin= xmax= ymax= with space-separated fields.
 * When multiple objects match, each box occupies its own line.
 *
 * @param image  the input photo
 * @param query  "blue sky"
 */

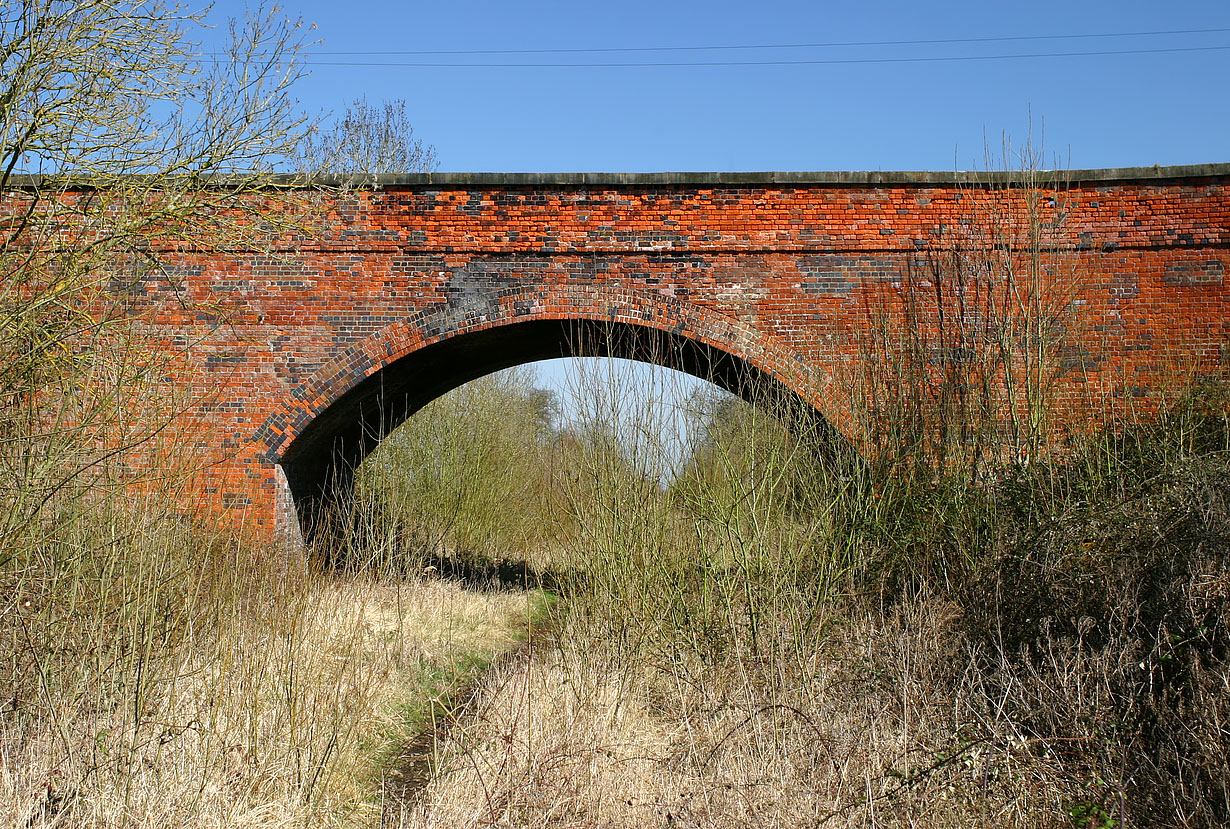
xmin=205 ymin=0 xmax=1229 ymax=430
xmin=211 ymin=0 xmax=1230 ymax=173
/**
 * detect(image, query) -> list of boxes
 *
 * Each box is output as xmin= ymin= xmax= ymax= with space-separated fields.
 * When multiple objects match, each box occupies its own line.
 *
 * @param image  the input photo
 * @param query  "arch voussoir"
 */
xmin=259 ymin=283 xmax=830 ymax=472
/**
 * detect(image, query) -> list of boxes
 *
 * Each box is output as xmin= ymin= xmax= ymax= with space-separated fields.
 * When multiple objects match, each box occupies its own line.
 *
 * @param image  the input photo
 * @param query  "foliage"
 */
xmin=394 ymin=351 xmax=1224 ymax=826
xmin=341 ymin=367 xmax=562 ymax=575
xmin=0 ymin=0 xmax=313 ymax=548
xmin=0 ymin=3 xmax=407 ymax=824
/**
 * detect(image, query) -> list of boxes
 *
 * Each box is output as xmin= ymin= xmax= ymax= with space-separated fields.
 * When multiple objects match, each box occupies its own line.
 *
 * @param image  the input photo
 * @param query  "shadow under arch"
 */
xmin=267 ymin=291 xmax=842 ymax=539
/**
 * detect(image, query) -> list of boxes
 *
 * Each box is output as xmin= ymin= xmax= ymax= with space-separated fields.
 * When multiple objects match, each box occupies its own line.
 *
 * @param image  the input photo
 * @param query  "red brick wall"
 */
xmin=29 ymin=167 xmax=1228 ymax=542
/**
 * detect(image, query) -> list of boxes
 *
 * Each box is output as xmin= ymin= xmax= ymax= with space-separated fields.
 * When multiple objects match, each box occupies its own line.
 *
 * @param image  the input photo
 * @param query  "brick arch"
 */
xmin=260 ymin=284 xmax=835 ymax=535
xmin=26 ymin=166 xmax=1214 ymax=544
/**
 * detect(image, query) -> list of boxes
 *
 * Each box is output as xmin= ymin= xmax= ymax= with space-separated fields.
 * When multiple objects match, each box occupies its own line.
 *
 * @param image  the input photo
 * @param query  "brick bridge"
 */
xmin=121 ymin=165 xmax=1227 ymax=544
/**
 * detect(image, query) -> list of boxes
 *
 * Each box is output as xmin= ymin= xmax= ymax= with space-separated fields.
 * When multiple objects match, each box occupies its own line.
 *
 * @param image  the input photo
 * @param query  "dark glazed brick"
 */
xmin=1163 ymin=260 xmax=1224 ymax=286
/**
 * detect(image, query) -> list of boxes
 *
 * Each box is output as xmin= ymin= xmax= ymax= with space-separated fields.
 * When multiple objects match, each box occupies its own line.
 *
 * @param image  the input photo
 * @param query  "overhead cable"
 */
xmin=301 ymin=26 xmax=1230 ymax=57
xmin=299 ymin=44 xmax=1230 ymax=68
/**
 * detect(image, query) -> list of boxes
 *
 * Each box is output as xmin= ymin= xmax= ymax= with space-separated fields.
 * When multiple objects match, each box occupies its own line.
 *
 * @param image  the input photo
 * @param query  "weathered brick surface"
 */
xmin=21 ymin=167 xmax=1229 ymax=541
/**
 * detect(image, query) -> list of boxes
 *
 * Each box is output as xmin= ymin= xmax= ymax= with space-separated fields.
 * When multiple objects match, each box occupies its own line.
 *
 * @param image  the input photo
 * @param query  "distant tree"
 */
xmin=296 ymin=97 xmax=438 ymax=177
xmin=356 ymin=367 xmax=560 ymax=568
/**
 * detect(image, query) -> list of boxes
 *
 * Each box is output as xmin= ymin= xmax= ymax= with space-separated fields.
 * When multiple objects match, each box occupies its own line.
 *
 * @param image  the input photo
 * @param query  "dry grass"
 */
xmin=393 ymin=640 xmax=684 ymax=829
xmin=393 ymin=363 xmax=1230 ymax=828
xmin=398 ymin=565 xmax=1229 ymax=829
xmin=394 ymin=602 xmax=1072 ymax=829
xmin=2 ymin=570 xmax=540 ymax=828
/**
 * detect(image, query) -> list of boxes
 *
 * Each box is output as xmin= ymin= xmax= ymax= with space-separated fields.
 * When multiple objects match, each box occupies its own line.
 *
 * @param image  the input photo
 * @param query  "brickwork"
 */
xmin=25 ymin=166 xmax=1227 ymax=542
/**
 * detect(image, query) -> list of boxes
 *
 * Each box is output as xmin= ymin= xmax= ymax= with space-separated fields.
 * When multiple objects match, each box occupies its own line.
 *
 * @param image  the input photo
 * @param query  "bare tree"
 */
xmin=0 ymin=0 xmax=313 ymax=544
xmin=296 ymin=97 xmax=439 ymax=178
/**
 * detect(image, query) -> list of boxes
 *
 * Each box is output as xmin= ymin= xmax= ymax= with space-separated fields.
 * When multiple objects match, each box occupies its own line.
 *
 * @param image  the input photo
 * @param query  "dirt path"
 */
xmin=378 ymin=584 xmax=554 ymax=825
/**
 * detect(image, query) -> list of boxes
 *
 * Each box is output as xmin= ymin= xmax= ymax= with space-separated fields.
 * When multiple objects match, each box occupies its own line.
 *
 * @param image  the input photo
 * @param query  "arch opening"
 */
xmin=276 ymin=318 xmax=839 ymax=540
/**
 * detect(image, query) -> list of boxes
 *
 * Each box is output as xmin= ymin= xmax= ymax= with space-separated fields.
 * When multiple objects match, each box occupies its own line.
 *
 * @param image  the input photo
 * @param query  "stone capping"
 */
xmin=5 ymin=163 xmax=1228 ymax=190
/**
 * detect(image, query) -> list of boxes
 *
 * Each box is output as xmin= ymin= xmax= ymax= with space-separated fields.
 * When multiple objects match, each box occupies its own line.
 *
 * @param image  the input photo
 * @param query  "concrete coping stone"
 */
xmin=6 ymin=163 xmax=1228 ymax=190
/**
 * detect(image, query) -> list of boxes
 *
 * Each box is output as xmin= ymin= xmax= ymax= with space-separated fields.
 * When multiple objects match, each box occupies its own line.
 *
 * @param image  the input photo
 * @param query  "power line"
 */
xmin=300 ymin=44 xmax=1230 ymax=68
xmin=301 ymin=26 xmax=1230 ymax=57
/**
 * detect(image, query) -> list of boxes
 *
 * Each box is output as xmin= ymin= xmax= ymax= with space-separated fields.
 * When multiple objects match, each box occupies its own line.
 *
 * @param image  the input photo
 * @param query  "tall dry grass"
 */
xmin=395 ymin=357 xmax=1228 ymax=827
xmin=388 ymin=143 xmax=1229 ymax=827
xmin=2 ymin=488 xmax=545 ymax=827
xmin=1 ymin=295 xmax=547 ymax=826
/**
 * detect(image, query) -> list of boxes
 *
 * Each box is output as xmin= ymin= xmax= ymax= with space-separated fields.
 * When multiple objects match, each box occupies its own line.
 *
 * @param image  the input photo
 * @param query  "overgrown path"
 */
xmin=379 ymin=626 xmax=541 ymax=819
xmin=362 ymin=575 xmax=554 ymax=825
